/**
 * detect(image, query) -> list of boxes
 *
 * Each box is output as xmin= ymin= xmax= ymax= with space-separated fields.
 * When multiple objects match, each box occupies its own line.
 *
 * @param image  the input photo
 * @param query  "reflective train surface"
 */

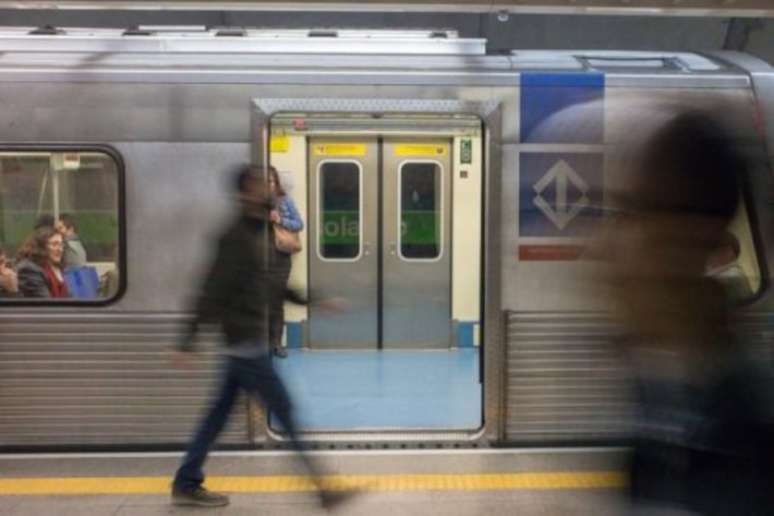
xmin=0 ymin=27 xmax=772 ymax=448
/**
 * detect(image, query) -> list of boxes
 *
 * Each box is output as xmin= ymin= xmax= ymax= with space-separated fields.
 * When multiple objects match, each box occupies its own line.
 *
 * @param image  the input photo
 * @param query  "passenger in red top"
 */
xmin=16 ymin=226 xmax=69 ymax=298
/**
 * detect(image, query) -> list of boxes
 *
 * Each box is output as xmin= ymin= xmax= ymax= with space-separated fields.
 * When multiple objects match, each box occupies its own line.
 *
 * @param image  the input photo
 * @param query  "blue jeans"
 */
xmin=173 ymin=354 xmax=312 ymax=491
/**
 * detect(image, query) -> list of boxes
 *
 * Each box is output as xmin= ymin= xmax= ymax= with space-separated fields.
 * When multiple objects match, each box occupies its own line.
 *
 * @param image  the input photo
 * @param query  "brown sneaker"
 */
xmin=171 ymin=486 xmax=230 ymax=507
xmin=273 ymin=346 xmax=288 ymax=359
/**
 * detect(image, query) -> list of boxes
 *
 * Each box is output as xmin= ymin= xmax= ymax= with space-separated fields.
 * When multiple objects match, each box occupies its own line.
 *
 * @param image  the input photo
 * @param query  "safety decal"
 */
xmin=270 ymin=135 xmax=290 ymax=153
xmin=395 ymin=143 xmax=447 ymax=157
xmin=313 ymin=143 xmax=367 ymax=157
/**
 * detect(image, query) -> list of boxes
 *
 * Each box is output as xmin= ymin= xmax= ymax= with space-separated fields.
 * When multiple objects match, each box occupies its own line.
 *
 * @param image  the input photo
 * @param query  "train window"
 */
xmin=0 ymin=149 xmax=122 ymax=302
xmin=319 ymin=161 xmax=361 ymax=260
xmin=399 ymin=161 xmax=441 ymax=260
xmin=706 ymin=200 xmax=762 ymax=304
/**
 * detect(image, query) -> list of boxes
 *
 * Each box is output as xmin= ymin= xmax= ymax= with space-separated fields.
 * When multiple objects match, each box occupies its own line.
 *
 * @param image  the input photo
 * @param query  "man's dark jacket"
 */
xmin=178 ymin=215 xmax=304 ymax=352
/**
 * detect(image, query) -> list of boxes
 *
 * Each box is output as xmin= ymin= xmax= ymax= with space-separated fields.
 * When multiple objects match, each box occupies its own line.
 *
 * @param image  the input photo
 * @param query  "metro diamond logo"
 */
xmin=519 ymin=153 xmax=603 ymax=238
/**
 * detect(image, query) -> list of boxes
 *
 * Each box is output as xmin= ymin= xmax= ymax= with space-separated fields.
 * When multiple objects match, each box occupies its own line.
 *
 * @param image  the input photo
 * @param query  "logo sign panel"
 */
xmin=517 ymin=72 xmax=605 ymax=260
xmin=519 ymin=152 xmax=603 ymax=238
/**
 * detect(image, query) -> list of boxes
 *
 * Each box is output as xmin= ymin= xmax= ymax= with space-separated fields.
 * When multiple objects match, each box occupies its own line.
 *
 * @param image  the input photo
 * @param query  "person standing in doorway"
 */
xmin=171 ymin=165 xmax=353 ymax=509
xmin=268 ymin=166 xmax=304 ymax=358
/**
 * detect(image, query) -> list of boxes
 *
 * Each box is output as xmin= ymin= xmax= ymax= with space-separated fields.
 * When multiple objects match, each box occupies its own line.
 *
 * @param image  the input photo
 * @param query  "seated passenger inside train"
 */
xmin=55 ymin=214 xmax=88 ymax=270
xmin=97 ymin=242 xmax=120 ymax=299
xmin=33 ymin=214 xmax=55 ymax=231
xmin=15 ymin=227 xmax=70 ymax=298
xmin=0 ymin=247 xmax=17 ymax=297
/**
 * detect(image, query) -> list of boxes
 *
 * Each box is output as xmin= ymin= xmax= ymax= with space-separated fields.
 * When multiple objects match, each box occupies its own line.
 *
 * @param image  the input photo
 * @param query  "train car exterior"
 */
xmin=0 ymin=28 xmax=771 ymax=448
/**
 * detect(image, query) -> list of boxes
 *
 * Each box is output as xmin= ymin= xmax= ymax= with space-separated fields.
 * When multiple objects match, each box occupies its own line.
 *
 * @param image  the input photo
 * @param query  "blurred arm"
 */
xmin=178 ymin=235 xmax=240 ymax=352
xmin=283 ymin=286 xmax=308 ymax=306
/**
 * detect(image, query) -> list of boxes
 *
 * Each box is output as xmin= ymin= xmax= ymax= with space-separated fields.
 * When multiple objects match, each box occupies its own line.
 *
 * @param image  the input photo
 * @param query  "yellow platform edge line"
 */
xmin=0 ymin=472 xmax=626 ymax=495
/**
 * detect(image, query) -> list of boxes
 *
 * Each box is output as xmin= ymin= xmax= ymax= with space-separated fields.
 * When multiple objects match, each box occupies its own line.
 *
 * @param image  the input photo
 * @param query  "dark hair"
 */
xmin=634 ymin=111 xmax=743 ymax=221
xmin=233 ymin=164 xmax=266 ymax=195
xmin=17 ymin=227 xmax=60 ymax=266
xmin=34 ymin=214 xmax=55 ymax=230
xmin=268 ymin=166 xmax=287 ymax=197
xmin=59 ymin=213 xmax=77 ymax=232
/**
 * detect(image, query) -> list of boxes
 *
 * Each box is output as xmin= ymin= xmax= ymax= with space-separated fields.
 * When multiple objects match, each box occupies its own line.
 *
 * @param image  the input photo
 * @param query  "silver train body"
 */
xmin=0 ymin=28 xmax=772 ymax=448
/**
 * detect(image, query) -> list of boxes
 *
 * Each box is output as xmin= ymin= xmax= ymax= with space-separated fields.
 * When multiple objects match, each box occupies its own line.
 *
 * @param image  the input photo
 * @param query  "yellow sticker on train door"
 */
xmin=313 ymin=143 xmax=367 ymax=157
xmin=270 ymin=135 xmax=290 ymax=153
xmin=395 ymin=144 xmax=448 ymax=157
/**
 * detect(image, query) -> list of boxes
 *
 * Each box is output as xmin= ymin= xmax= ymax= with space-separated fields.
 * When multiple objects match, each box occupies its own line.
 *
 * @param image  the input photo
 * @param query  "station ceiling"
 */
xmin=1 ymin=1 xmax=773 ymax=18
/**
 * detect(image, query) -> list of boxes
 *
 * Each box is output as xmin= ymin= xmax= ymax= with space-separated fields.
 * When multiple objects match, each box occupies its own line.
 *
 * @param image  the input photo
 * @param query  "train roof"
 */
xmin=0 ymin=28 xmax=767 ymax=88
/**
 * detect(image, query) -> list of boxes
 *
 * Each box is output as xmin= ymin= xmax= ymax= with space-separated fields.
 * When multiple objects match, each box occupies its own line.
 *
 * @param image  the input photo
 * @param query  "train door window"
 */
xmin=318 ymin=161 xmax=361 ymax=260
xmin=0 ymin=149 xmax=122 ymax=302
xmin=399 ymin=161 xmax=442 ymax=260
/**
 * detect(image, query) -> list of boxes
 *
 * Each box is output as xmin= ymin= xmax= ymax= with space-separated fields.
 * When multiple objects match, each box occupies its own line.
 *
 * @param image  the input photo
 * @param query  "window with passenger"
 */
xmin=0 ymin=150 xmax=122 ymax=302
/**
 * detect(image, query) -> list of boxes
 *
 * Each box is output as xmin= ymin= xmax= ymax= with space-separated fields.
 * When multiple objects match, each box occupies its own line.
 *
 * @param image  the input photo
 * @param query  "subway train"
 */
xmin=0 ymin=26 xmax=771 ymax=449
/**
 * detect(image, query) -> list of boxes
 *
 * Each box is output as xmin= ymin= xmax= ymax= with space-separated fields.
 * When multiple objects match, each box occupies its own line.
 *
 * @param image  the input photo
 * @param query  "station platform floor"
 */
xmin=0 ymin=448 xmax=629 ymax=515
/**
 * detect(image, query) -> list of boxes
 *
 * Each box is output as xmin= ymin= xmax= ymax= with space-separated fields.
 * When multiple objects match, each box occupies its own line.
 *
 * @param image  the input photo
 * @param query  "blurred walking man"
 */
xmin=171 ymin=165 xmax=352 ymax=509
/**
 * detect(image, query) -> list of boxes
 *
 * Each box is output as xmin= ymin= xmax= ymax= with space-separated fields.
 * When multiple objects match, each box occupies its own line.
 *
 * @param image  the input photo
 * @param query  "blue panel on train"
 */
xmin=519 ymin=152 xmax=603 ymax=237
xmin=520 ymin=73 xmax=604 ymax=143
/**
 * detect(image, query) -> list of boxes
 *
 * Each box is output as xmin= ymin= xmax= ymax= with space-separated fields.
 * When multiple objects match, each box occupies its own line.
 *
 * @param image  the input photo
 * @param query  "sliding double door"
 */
xmin=307 ymin=138 xmax=452 ymax=350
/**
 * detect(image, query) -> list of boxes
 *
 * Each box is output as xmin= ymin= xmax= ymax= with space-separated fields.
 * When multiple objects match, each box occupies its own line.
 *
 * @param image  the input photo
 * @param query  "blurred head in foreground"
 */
xmin=607 ymin=110 xmax=745 ymax=351
xmin=608 ymin=109 xmax=774 ymax=516
xmin=233 ymin=164 xmax=273 ymax=220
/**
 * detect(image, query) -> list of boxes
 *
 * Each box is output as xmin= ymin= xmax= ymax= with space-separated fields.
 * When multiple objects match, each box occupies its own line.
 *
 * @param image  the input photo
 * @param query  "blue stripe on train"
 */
xmin=520 ymin=72 xmax=605 ymax=144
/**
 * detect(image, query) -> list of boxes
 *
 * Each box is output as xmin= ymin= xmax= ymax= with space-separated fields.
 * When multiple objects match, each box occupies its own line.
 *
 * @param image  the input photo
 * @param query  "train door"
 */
xmin=308 ymin=139 xmax=379 ymax=349
xmin=382 ymin=140 xmax=452 ymax=349
xmin=269 ymin=113 xmax=482 ymax=431
xmin=307 ymin=138 xmax=453 ymax=350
